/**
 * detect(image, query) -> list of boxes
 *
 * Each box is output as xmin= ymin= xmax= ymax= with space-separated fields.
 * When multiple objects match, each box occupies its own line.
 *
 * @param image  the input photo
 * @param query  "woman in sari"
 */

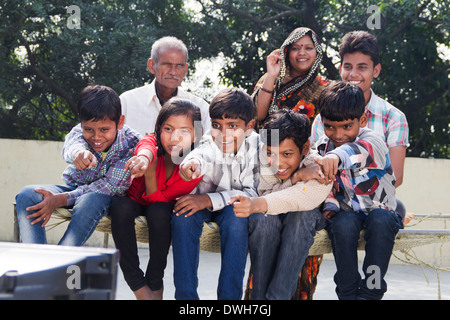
xmin=247 ymin=27 xmax=330 ymax=300
xmin=254 ymin=27 xmax=330 ymax=124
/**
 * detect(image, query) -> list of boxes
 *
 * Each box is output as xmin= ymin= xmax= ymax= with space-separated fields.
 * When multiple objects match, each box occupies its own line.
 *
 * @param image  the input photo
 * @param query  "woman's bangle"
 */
xmin=260 ymin=86 xmax=274 ymax=94
xmin=137 ymin=153 xmax=152 ymax=164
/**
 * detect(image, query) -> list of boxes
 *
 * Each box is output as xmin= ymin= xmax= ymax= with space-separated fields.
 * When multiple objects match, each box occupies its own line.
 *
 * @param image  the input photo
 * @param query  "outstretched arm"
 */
xmin=229 ymin=194 xmax=268 ymax=218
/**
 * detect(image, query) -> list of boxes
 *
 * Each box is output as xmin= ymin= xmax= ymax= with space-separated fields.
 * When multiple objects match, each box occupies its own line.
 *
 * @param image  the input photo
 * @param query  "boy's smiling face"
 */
xmin=339 ymin=51 xmax=381 ymax=103
xmin=322 ymin=114 xmax=368 ymax=147
xmin=210 ymin=117 xmax=254 ymax=154
xmin=81 ymin=116 xmax=124 ymax=152
xmin=266 ymin=138 xmax=310 ymax=180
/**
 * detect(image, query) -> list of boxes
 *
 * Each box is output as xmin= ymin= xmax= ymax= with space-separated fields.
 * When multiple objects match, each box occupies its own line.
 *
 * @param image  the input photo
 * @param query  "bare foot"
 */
xmin=404 ymin=212 xmax=415 ymax=225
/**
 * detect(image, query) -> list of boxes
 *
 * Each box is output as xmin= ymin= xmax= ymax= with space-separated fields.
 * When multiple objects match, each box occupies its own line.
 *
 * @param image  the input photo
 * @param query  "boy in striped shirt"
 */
xmin=315 ymin=82 xmax=404 ymax=300
xmin=311 ymin=31 xmax=408 ymax=190
xmin=173 ymin=88 xmax=260 ymax=300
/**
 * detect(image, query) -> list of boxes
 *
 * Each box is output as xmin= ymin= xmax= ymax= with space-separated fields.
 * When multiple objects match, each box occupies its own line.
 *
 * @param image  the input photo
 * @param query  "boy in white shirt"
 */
xmin=173 ymin=88 xmax=260 ymax=300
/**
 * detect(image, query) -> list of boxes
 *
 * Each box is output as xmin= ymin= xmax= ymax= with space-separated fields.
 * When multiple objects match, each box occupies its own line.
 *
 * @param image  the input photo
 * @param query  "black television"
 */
xmin=0 ymin=242 xmax=119 ymax=300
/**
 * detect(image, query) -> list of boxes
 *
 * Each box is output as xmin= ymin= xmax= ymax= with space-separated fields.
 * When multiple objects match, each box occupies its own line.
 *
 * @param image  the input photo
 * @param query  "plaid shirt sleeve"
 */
xmin=62 ymin=124 xmax=86 ymax=163
xmin=64 ymin=159 xmax=132 ymax=206
xmin=62 ymin=125 xmax=141 ymax=206
xmin=366 ymin=94 xmax=409 ymax=149
xmin=385 ymin=108 xmax=409 ymax=148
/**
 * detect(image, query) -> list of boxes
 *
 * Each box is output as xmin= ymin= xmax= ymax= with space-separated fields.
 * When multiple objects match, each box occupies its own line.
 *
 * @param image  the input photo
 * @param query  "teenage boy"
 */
xmin=172 ymin=87 xmax=260 ymax=300
xmin=314 ymin=81 xmax=404 ymax=300
xmin=311 ymin=31 xmax=408 ymax=189
xmin=16 ymin=85 xmax=142 ymax=246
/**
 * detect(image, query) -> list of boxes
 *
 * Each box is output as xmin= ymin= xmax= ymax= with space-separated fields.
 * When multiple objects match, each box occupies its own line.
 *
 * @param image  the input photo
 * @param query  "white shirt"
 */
xmin=182 ymin=131 xmax=260 ymax=212
xmin=120 ymin=79 xmax=211 ymax=136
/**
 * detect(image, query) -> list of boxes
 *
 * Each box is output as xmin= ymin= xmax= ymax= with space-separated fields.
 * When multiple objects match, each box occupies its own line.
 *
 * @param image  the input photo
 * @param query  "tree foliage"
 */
xmin=0 ymin=0 xmax=194 ymax=140
xmin=0 ymin=0 xmax=448 ymax=158
xmin=192 ymin=0 xmax=449 ymax=158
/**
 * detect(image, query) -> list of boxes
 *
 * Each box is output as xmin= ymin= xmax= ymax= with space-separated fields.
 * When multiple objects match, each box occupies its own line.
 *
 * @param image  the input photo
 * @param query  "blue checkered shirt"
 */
xmin=61 ymin=124 xmax=142 ymax=206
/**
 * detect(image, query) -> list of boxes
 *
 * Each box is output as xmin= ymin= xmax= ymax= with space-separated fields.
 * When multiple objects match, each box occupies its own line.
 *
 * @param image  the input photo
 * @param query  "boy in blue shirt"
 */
xmin=16 ymin=85 xmax=141 ymax=246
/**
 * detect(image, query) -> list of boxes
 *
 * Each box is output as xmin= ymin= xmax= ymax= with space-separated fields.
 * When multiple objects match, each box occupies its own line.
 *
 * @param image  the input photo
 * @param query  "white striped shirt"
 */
xmin=182 ymin=131 xmax=260 ymax=211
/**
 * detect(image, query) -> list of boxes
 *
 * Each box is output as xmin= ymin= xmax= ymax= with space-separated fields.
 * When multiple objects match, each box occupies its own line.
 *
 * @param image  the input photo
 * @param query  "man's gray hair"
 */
xmin=150 ymin=36 xmax=188 ymax=64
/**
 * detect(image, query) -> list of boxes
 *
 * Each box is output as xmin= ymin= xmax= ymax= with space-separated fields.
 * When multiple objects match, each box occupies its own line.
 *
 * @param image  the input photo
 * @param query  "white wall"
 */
xmin=0 ymin=138 xmax=107 ymax=247
xmin=0 ymin=139 xmax=449 ymax=265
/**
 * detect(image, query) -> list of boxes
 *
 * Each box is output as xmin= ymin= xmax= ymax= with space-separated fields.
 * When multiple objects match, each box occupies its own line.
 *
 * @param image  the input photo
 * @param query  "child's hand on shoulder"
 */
xmin=291 ymin=165 xmax=326 ymax=185
xmin=74 ymin=150 xmax=97 ymax=170
xmin=180 ymin=158 xmax=202 ymax=181
xmin=314 ymin=154 xmax=340 ymax=184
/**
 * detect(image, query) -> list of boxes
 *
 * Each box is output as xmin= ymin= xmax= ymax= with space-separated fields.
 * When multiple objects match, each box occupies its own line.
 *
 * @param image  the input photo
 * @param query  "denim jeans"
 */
xmin=16 ymin=184 xmax=113 ymax=246
xmin=248 ymin=209 xmax=327 ymax=300
xmin=171 ymin=205 xmax=249 ymax=300
xmin=326 ymin=209 xmax=404 ymax=300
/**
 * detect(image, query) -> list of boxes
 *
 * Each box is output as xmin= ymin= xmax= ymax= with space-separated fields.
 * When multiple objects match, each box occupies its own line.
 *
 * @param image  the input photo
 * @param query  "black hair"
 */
xmin=77 ymin=85 xmax=122 ymax=125
xmin=154 ymin=97 xmax=202 ymax=157
xmin=260 ymin=109 xmax=311 ymax=151
xmin=317 ymin=81 xmax=366 ymax=121
xmin=209 ymin=87 xmax=254 ymax=124
xmin=339 ymin=31 xmax=380 ymax=66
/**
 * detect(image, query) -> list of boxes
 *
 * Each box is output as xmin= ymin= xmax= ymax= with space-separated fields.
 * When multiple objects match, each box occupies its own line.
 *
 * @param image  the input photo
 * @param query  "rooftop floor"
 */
xmin=115 ymin=248 xmax=450 ymax=300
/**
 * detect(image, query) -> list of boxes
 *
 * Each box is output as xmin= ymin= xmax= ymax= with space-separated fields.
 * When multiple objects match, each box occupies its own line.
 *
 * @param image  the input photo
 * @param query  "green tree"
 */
xmin=1 ymin=0 xmax=448 ymax=158
xmin=0 ymin=0 xmax=198 ymax=140
xmin=192 ymin=0 xmax=449 ymax=158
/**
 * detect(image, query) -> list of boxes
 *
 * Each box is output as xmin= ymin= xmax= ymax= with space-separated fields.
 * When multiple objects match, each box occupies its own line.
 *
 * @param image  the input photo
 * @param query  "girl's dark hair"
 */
xmin=154 ymin=97 xmax=202 ymax=157
xmin=317 ymin=81 xmax=366 ymax=121
xmin=260 ymin=109 xmax=311 ymax=151
xmin=78 ymin=85 xmax=122 ymax=125
xmin=339 ymin=31 xmax=380 ymax=66
xmin=209 ymin=87 xmax=254 ymax=124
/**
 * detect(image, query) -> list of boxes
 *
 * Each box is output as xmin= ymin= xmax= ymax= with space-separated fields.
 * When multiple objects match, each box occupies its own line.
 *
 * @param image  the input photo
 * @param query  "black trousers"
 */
xmin=110 ymin=196 xmax=173 ymax=291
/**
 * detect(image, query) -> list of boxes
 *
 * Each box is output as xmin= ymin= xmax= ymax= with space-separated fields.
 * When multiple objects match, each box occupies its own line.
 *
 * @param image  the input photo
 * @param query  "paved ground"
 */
xmin=115 ymin=247 xmax=450 ymax=300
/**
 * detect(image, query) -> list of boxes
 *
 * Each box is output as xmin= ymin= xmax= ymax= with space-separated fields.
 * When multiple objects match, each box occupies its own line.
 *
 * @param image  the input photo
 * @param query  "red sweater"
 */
xmin=127 ymin=134 xmax=201 ymax=206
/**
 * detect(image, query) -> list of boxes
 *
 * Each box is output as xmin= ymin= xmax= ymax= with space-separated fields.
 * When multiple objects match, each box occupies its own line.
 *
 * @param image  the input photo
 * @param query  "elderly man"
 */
xmin=120 ymin=36 xmax=211 ymax=136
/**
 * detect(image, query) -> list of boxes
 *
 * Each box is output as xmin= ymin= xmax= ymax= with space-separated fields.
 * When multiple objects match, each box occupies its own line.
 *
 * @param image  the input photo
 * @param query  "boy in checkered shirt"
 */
xmin=16 ymin=85 xmax=141 ymax=246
